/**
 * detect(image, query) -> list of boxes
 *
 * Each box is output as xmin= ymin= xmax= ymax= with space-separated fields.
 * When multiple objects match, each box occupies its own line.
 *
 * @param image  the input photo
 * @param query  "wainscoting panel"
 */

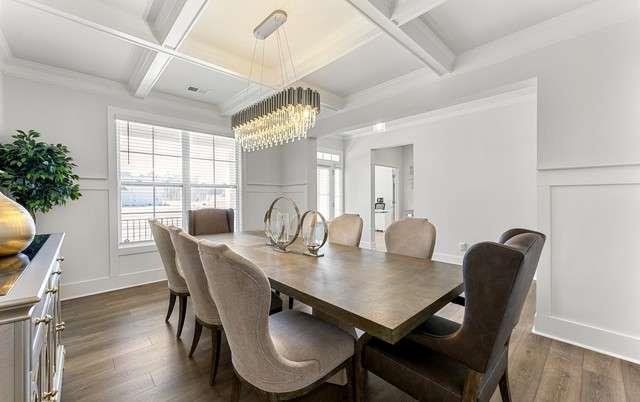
xmin=36 ymin=188 xmax=111 ymax=293
xmin=535 ymin=164 xmax=640 ymax=364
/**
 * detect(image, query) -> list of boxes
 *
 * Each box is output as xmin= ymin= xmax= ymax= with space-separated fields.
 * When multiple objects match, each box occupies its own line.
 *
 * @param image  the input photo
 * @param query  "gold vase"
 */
xmin=0 ymin=192 xmax=36 ymax=256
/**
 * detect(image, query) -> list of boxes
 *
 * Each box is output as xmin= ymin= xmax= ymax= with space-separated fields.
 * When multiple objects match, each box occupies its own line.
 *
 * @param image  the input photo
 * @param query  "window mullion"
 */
xmin=182 ymin=131 xmax=191 ymax=228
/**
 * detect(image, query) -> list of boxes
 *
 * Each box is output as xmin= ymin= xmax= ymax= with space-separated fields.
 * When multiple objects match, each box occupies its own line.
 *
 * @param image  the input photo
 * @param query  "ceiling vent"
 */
xmin=186 ymin=86 xmax=207 ymax=94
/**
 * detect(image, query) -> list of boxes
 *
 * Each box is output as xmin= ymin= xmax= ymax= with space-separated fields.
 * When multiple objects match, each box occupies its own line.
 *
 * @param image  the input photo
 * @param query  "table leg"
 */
xmin=355 ymin=333 xmax=371 ymax=402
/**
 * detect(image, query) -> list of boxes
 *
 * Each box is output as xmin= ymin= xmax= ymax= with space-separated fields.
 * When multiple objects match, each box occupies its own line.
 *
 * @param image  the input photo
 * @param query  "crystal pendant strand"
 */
xmin=231 ymin=10 xmax=320 ymax=152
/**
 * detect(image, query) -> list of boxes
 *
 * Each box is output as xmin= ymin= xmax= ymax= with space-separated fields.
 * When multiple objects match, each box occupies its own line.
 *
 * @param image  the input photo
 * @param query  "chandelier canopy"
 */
xmin=232 ymin=10 xmax=320 ymax=152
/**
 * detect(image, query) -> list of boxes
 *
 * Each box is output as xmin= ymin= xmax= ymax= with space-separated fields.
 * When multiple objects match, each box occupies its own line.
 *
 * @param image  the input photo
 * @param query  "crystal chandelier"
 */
xmin=232 ymin=10 xmax=320 ymax=152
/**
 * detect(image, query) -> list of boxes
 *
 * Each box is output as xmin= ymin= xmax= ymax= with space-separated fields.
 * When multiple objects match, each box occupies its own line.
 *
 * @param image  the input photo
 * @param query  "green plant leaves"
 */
xmin=0 ymin=129 xmax=82 ymax=214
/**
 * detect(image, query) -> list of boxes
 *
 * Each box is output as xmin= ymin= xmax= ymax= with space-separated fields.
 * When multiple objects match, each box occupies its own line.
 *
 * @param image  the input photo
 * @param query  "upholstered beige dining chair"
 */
xmin=169 ymin=229 xmax=223 ymax=385
xmin=385 ymin=218 xmax=436 ymax=259
xmin=149 ymin=220 xmax=189 ymax=338
xmin=198 ymin=240 xmax=356 ymax=401
xmin=188 ymin=208 xmax=234 ymax=236
xmin=328 ymin=214 xmax=363 ymax=247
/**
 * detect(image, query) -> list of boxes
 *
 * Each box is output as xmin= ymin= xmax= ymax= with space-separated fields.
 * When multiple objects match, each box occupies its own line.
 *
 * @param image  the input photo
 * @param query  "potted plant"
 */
xmin=0 ymin=129 xmax=81 ymax=219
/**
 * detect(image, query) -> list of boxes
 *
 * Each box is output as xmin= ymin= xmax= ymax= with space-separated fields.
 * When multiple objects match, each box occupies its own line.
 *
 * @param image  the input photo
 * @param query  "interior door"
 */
xmin=317 ymin=166 xmax=332 ymax=219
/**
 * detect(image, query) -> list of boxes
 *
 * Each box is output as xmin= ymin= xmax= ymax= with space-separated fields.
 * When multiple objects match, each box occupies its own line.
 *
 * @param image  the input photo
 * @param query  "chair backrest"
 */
xmin=170 ymin=229 xmax=220 ymax=325
xmin=328 ymin=214 xmax=363 ymax=247
xmin=384 ymin=218 xmax=436 ymax=259
xmin=198 ymin=240 xmax=317 ymax=393
xmin=149 ymin=220 xmax=187 ymax=294
xmin=188 ymin=208 xmax=234 ymax=236
xmin=437 ymin=229 xmax=545 ymax=375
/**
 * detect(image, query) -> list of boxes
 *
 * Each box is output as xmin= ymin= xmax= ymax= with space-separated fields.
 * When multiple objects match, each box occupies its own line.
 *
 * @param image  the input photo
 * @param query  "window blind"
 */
xmin=116 ymin=119 xmax=239 ymax=245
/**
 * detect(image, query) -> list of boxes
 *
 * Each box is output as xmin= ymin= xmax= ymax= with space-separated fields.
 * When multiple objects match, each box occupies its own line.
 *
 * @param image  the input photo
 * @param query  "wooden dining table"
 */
xmin=197 ymin=231 xmax=464 ymax=345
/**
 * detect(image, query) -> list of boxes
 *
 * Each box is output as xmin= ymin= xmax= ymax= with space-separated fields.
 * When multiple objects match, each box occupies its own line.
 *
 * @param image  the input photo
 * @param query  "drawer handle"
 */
xmin=56 ymin=256 xmax=64 ymax=262
xmin=35 ymin=314 xmax=53 ymax=325
xmin=55 ymin=322 xmax=66 ymax=332
xmin=46 ymin=287 xmax=58 ymax=294
xmin=42 ymin=390 xmax=58 ymax=401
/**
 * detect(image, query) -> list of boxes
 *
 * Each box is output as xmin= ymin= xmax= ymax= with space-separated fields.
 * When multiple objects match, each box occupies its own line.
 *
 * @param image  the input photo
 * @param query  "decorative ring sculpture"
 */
xmin=264 ymin=196 xmax=301 ymax=252
xmin=300 ymin=210 xmax=328 ymax=257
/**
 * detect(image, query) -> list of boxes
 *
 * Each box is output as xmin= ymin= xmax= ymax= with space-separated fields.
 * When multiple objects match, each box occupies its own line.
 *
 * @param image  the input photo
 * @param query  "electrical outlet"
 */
xmin=459 ymin=242 xmax=469 ymax=252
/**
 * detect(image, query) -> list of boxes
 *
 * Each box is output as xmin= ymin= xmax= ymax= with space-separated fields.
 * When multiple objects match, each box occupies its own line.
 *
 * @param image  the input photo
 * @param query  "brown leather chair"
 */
xmin=188 ymin=208 xmax=234 ymax=236
xmin=362 ymin=228 xmax=545 ymax=402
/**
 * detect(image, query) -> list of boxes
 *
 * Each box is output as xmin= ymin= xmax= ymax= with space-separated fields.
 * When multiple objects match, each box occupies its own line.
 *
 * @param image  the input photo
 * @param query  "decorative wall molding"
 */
xmin=535 ymin=163 xmax=640 ymax=364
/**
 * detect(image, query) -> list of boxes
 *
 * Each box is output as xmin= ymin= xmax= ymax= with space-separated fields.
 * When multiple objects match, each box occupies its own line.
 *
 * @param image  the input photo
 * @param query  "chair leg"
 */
xmin=499 ymin=371 xmax=512 ymax=402
xmin=165 ymin=293 xmax=176 ymax=323
xmin=346 ymin=357 xmax=355 ymax=402
xmin=189 ymin=319 xmax=203 ymax=358
xmin=177 ymin=295 xmax=187 ymax=339
xmin=210 ymin=327 xmax=222 ymax=386
xmin=288 ymin=296 xmax=294 ymax=310
xmin=231 ymin=371 xmax=241 ymax=402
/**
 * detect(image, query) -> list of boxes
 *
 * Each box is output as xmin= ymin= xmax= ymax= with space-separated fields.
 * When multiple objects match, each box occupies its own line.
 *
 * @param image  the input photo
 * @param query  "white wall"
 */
xmin=336 ymin=15 xmax=640 ymax=364
xmin=1 ymin=62 xmax=230 ymax=300
xmin=345 ymin=96 xmax=537 ymax=260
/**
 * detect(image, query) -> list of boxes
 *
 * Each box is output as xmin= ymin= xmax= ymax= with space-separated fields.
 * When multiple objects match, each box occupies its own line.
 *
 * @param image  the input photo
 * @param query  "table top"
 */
xmin=198 ymin=231 xmax=463 ymax=344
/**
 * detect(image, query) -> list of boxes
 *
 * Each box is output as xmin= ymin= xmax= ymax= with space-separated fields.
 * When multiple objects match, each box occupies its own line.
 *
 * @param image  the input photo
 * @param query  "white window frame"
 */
xmin=316 ymin=148 xmax=344 ymax=220
xmin=107 ymin=107 xmax=240 ymax=255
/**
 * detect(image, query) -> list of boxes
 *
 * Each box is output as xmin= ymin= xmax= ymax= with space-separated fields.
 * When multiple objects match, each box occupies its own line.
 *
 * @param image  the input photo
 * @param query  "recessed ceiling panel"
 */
xmin=2 ymin=1 xmax=142 ymax=83
xmin=423 ymin=0 xmax=597 ymax=53
xmin=154 ymin=58 xmax=248 ymax=106
xmin=183 ymin=0 xmax=371 ymax=72
xmin=303 ymin=35 xmax=426 ymax=97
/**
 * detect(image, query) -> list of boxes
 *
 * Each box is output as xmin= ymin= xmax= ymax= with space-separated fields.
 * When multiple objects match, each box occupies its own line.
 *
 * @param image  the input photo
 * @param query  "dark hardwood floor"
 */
xmin=61 ymin=282 xmax=640 ymax=402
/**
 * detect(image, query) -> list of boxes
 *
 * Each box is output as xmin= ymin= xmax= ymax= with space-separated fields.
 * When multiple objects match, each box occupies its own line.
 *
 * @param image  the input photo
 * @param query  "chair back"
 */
xmin=384 ymin=218 xmax=436 ymax=259
xmin=170 ymin=229 xmax=220 ymax=325
xmin=438 ymin=229 xmax=545 ymax=375
xmin=188 ymin=208 xmax=234 ymax=236
xmin=198 ymin=240 xmax=317 ymax=392
xmin=328 ymin=214 xmax=363 ymax=247
xmin=149 ymin=220 xmax=188 ymax=294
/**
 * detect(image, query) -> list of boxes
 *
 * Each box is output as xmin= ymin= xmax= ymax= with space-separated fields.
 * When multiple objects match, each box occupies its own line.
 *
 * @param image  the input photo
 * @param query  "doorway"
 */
xmin=371 ymin=145 xmax=414 ymax=251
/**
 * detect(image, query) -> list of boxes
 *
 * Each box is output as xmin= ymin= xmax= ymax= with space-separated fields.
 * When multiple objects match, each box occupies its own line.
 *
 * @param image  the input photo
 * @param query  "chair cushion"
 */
xmin=269 ymin=310 xmax=354 ymax=383
xmin=364 ymin=336 xmax=469 ymax=402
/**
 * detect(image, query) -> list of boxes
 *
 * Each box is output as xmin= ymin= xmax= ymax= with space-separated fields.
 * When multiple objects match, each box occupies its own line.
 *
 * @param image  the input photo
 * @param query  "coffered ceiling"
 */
xmin=0 ymin=0 xmax=602 ymax=118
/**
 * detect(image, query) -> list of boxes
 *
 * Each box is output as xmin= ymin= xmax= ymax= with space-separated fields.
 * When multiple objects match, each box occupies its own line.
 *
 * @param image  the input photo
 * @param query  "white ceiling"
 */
xmin=1 ymin=0 xmax=142 ymax=82
xmin=154 ymin=58 xmax=248 ymax=105
xmin=422 ymin=0 xmax=597 ymax=53
xmin=304 ymin=34 xmax=426 ymax=97
xmin=0 ymin=0 xmax=607 ymax=112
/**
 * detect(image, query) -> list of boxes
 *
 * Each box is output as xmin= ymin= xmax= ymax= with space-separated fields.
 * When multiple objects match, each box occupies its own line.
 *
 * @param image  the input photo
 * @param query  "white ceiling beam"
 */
xmin=390 ymin=0 xmax=449 ymax=25
xmin=345 ymin=0 xmax=454 ymax=75
xmin=129 ymin=0 xmax=208 ymax=98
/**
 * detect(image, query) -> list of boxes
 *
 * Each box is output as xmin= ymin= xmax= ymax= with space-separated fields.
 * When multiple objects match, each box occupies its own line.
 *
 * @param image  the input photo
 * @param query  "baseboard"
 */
xmin=61 ymin=269 xmax=167 ymax=301
xmin=534 ymin=314 xmax=640 ymax=365
xmin=432 ymin=252 xmax=463 ymax=265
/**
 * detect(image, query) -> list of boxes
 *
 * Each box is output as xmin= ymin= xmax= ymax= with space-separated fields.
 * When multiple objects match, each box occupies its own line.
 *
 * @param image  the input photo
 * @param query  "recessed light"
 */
xmin=373 ymin=122 xmax=386 ymax=132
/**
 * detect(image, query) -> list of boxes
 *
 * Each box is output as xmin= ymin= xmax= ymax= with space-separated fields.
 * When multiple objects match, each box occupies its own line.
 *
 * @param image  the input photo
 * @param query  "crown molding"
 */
xmin=342 ymin=78 xmax=537 ymax=139
xmin=2 ymin=56 xmax=226 ymax=118
xmin=342 ymin=0 xmax=638 ymax=112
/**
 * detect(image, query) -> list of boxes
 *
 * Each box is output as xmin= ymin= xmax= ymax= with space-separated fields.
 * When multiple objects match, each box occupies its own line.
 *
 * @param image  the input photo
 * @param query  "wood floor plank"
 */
xmin=621 ymin=360 xmax=640 ymax=401
xmin=60 ymin=281 xmax=638 ymax=402
xmin=534 ymin=341 xmax=584 ymax=402
xmin=582 ymin=350 xmax=627 ymax=402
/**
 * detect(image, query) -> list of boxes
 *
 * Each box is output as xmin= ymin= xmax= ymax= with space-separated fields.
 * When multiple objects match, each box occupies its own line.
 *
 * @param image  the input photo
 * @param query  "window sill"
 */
xmin=117 ymin=242 xmax=157 ymax=256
